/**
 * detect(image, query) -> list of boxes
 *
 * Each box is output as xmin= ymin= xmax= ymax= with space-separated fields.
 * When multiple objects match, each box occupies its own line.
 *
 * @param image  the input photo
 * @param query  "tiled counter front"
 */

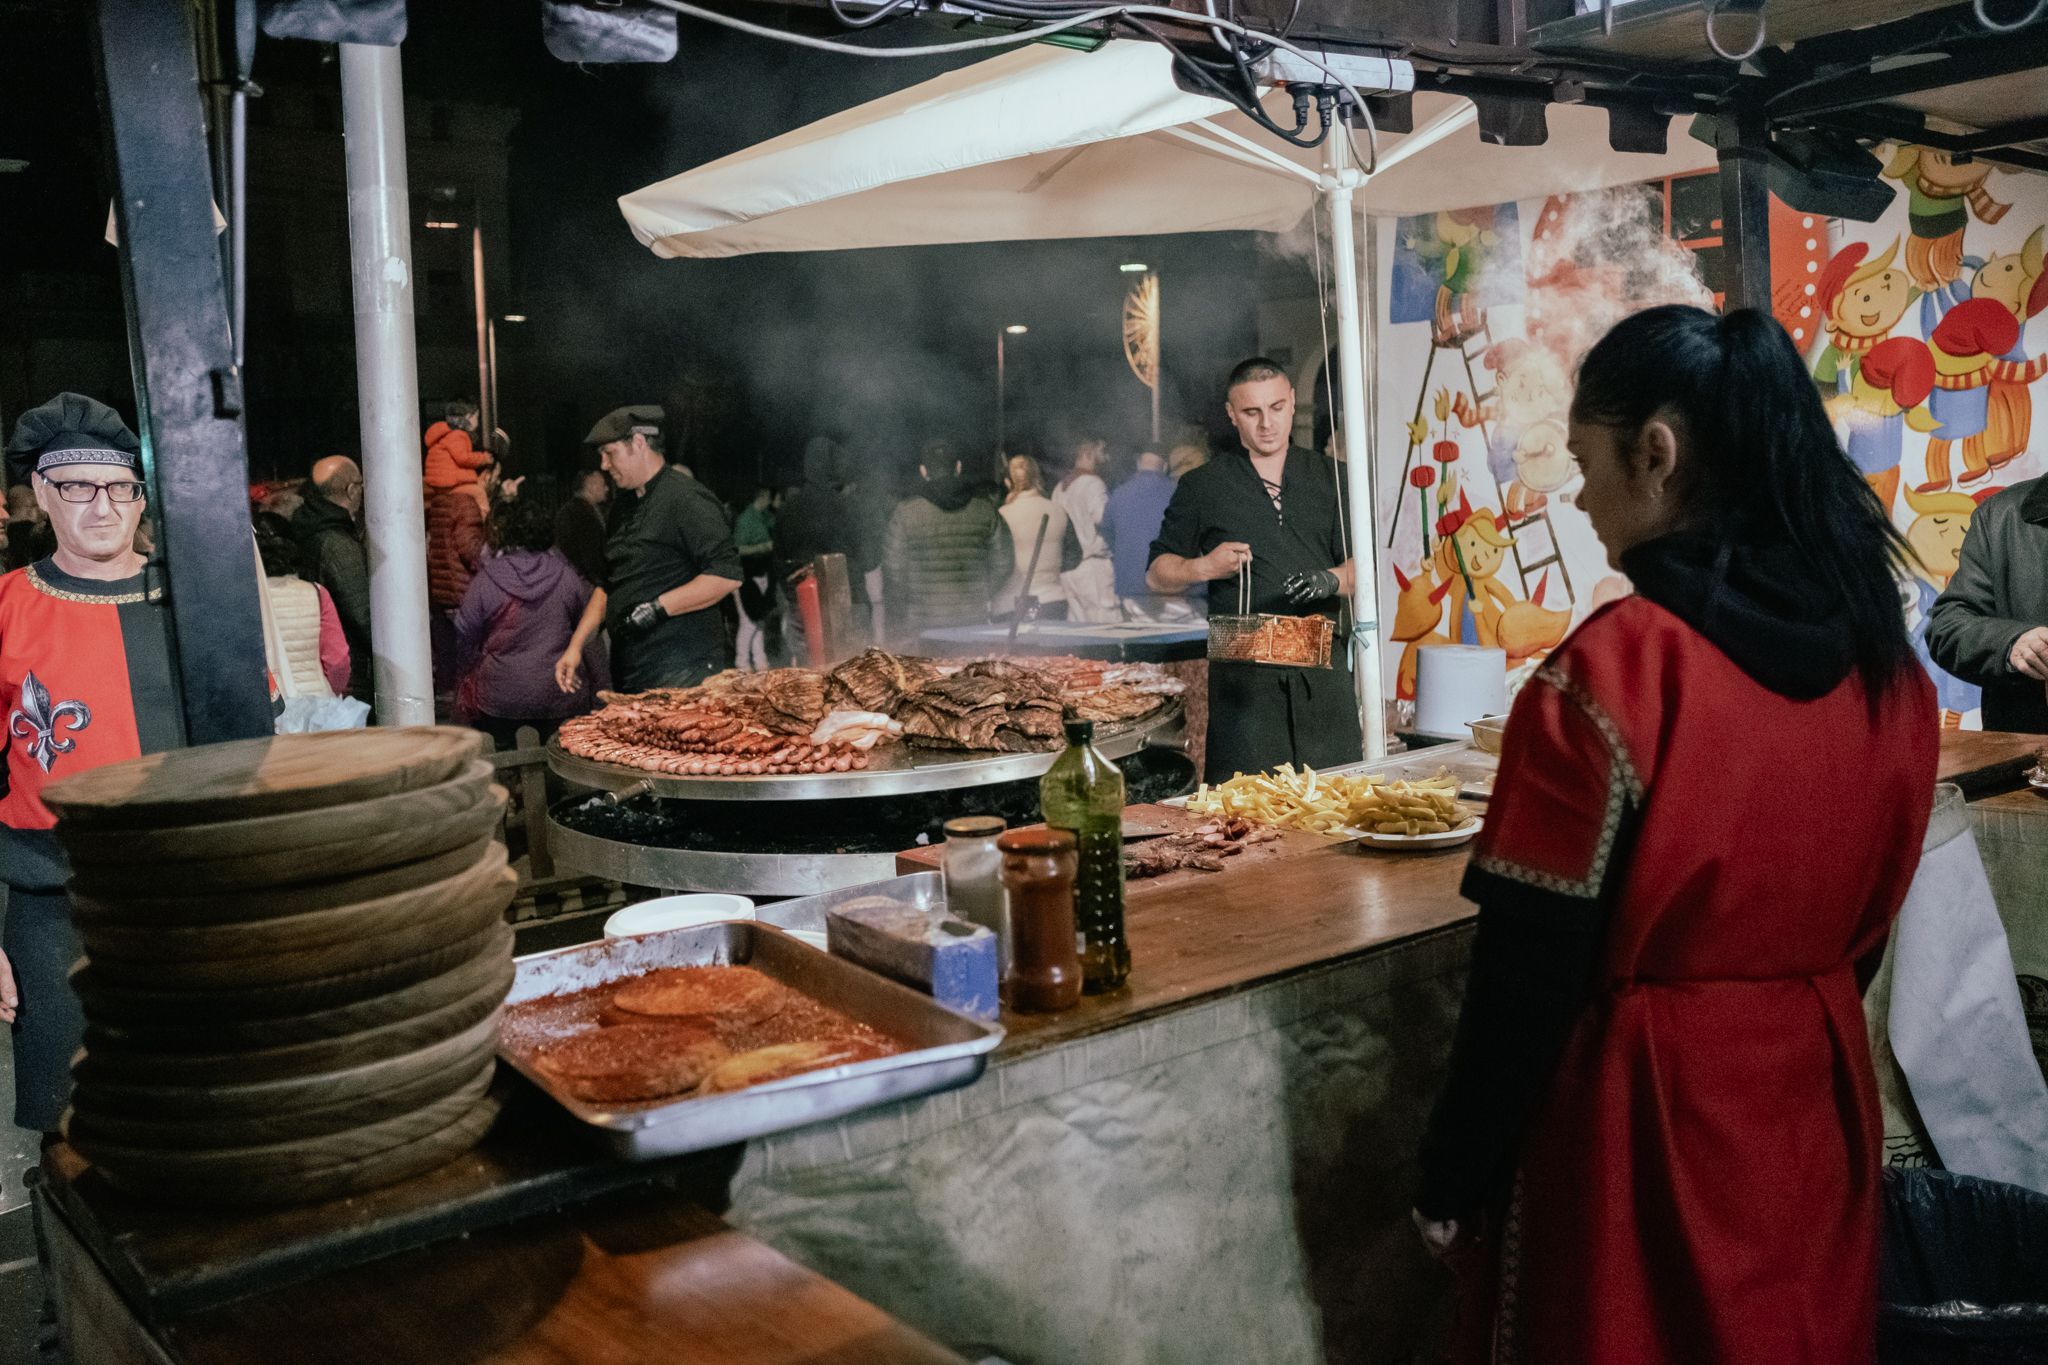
xmin=729 ymin=924 xmax=1474 ymax=1365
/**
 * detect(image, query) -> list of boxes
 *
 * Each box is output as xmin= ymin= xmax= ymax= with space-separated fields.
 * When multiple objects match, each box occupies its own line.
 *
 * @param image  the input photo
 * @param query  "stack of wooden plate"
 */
xmin=43 ymin=728 xmax=516 ymax=1210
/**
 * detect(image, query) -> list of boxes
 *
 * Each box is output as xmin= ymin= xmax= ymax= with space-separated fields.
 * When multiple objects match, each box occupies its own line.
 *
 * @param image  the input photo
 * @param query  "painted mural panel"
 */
xmin=1370 ymin=150 xmax=2048 ymax=732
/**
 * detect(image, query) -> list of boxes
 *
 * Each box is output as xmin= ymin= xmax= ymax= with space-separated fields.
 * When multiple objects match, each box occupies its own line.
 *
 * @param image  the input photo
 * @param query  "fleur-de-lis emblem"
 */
xmin=10 ymin=672 xmax=90 ymax=774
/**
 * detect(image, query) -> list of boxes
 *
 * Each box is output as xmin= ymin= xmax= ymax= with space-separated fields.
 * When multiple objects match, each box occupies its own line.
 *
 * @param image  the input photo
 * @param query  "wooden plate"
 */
xmin=43 ymin=727 xmax=489 ymax=830
xmin=73 ymin=1074 xmax=491 ymax=1177
xmin=79 ymin=866 xmax=513 ymax=990
xmin=79 ymin=922 xmax=513 ymax=1049
xmin=72 ymin=919 xmax=511 ymax=1025
xmin=78 ymin=843 xmax=508 ymax=964
xmin=66 ymin=785 xmax=508 ymax=895
xmin=70 ymin=836 xmax=498 ymax=929
xmin=68 ymin=1008 xmax=502 ymax=1119
xmin=90 ymin=1089 xmax=503 ymax=1211
xmin=65 ymin=1049 xmax=494 ymax=1151
xmin=77 ymin=957 xmax=513 ymax=1085
xmin=56 ymin=763 xmax=492 ymax=867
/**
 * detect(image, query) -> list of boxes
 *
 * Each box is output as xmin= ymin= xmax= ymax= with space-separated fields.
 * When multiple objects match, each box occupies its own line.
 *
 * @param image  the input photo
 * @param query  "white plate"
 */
xmin=1343 ymin=818 xmax=1483 ymax=850
xmin=604 ymin=893 xmax=756 ymax=939
xmin=2028 ymin=765 xmax=2048 ymax=792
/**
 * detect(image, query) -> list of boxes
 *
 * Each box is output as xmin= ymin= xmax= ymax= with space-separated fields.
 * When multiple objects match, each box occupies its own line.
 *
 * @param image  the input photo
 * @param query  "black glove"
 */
xmin=1282 ymin=569 xmax=1340 ymax=606
xmin=623 ymin=600 xmax=667 ymax=637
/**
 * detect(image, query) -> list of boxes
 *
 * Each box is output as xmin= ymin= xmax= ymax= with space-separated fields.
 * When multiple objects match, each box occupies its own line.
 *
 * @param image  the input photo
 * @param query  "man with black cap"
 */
xmin=0 ymin=393 xmax=184 ymax=1134
xmin=555 ymin=405 xmax=741 ymax=694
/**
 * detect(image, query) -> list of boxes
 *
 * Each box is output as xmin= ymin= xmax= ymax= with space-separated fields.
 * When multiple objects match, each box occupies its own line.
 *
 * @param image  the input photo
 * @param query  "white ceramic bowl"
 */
xmin=603 ymin=893 xmax=756 ymax=939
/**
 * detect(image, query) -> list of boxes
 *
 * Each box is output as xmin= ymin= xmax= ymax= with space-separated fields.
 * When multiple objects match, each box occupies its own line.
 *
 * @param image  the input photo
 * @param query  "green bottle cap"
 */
xmin=1064 ymin=718 xmax=1094 ymax=744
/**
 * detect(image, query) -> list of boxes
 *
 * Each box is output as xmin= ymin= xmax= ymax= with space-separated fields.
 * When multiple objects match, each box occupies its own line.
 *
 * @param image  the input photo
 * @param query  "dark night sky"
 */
xmin=1 ymin=1 xmax=1278 ymax=503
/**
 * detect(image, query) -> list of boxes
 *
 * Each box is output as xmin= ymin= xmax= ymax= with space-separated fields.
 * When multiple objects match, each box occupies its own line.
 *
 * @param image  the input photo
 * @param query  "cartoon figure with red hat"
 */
xmin=1901 ymin=483 xmax=1990 ymax=726
xmin=1813 ymin=240 xmax=1916 ymax=394
xmin=1967 ymin=226 xmax=2048 ymax=472
xmin=1920 ymin=297 xmax=2048 ymax=491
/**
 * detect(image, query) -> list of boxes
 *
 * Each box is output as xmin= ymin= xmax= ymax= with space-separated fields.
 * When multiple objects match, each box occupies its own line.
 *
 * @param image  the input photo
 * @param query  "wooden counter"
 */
xmin=40 ymin=1097 xmax=967 ymax=1365
xmin=1939 ymin=729 xmax=2042 ymax=797
xmin=901 ymin=805 xmax=1472 ymax=1059
xmin=48 ymin=1191 xmax=963 ymax=1365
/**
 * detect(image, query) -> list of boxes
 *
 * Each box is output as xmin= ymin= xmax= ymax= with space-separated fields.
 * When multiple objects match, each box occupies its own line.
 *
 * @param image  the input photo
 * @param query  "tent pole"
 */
xmin=1325 ymin=132 xmax=1387 ymax=760
xmin=340 ymin=43 xmax=435 ymax=726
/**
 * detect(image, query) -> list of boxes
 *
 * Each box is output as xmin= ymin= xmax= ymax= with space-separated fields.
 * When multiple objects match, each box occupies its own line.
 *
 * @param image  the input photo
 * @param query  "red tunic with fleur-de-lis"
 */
xmin=0 ymin=559 xmax=182 ymax=890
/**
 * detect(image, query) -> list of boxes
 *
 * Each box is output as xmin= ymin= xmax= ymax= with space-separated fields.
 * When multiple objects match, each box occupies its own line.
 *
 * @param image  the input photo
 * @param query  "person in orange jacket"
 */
xmin=423 ymin=398 xmax=489 ymax=496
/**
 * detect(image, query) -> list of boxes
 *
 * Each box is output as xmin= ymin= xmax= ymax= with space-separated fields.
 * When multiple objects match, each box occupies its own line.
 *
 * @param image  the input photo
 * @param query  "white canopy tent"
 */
xmin=620 ymin=39 xmax=1714 ymax=756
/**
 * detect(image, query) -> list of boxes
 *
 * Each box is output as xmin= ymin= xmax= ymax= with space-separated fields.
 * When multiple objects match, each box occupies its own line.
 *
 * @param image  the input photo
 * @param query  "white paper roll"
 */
xmin=1414 ymin=644 xmax=1508 ymax=739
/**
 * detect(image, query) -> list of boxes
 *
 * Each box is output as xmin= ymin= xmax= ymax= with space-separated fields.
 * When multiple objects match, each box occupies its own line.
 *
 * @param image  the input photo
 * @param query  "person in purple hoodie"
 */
xmin=455 ymin=495 xmax=607 ymax=749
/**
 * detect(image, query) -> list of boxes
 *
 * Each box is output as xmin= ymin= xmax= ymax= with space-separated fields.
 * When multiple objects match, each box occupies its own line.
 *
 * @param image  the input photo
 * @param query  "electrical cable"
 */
xmin=638 ymin=0 xmax=1380 ymax=169
xmin=828 ymin=0 xmax=920 ymax=27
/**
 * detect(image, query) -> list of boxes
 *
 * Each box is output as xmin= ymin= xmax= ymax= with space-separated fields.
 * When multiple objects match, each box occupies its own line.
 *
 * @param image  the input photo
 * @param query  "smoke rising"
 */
xmin=1503 ymin=186 xmax=1716 ymax=376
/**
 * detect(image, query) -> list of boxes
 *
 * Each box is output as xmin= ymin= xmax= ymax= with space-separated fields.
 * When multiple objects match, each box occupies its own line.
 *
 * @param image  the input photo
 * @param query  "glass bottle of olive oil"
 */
xmin=1039 ymin=719 xmax=1131 ymax=992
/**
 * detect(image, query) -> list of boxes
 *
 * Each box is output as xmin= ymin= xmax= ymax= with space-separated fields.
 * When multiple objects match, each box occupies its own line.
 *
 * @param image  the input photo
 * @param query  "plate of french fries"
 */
xmin=1180 ymin=764 xmax=1480 ymax=847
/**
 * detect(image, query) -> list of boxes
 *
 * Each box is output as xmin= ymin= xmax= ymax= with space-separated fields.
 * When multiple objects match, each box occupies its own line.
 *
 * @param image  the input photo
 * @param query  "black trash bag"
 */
xmin=1881 ymin=1168 xmax=2048 ymax=1365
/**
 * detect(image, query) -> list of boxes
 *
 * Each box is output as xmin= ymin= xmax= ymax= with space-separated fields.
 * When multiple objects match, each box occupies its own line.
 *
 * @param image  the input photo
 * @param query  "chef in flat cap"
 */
xmin=555 ymin=406 xmax=741 ymax=693
xmin=0 ymin=393 xmax=183 ymax=1134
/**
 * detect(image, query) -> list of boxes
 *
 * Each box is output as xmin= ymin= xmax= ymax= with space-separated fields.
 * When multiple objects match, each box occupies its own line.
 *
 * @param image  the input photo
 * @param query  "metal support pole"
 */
xmin=1716 ymin=102 xmax=1773 ymax=312
xmin=1325 ymin=133 xmax=1387 ymax=760
xmin=486 ymin=318 xmax=501 ymax=450
xmin=340 ymin=43 xmax=434 ymax=726
xmin=996 ymin=329 xmax=1006 ymax=456
xmin=92 ymin=0 xmax=273 ymax=745
xmin=472 ymin=222 xmax=493 ymax=440
xmin=1150 ymin=271 xmax=1163 ymax=446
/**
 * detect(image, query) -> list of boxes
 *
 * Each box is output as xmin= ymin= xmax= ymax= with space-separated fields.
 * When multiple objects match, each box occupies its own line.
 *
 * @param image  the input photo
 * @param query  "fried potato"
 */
xmin=1184 ymin=763 xmax=1475 ymax=836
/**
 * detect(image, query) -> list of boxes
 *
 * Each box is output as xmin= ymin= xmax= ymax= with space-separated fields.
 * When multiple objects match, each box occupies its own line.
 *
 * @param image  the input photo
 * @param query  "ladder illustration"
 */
xmin=1385 ymin=315 xmax=1576 ymax=608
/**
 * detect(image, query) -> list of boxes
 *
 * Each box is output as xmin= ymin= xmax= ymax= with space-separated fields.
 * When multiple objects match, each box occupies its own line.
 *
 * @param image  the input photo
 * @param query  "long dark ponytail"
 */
xmin=1571 ymin=305 xmax=1915 ymax=695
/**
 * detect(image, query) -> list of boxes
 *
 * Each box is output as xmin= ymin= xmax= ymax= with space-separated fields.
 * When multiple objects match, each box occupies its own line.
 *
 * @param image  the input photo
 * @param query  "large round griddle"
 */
xmin=546 ymin=699 xmax=1181 ymax=802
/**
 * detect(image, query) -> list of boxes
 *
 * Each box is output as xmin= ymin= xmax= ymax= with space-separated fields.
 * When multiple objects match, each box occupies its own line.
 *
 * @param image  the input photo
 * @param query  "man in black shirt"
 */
xmin=1149 ymin=358 xmax=1362 ymax=782
xmin=554 ymin=406 xmax=741 ymax=693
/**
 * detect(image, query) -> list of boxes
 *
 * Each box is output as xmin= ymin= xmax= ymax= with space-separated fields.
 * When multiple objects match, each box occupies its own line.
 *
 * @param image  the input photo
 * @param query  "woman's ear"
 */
xmin=1632 ymin=418 xmax=1682 ymax=499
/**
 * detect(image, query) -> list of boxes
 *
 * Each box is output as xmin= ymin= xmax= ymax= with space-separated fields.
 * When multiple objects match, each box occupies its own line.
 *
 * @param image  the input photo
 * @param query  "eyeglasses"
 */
xmin=39 ymin=476 xmax=146 ymax=505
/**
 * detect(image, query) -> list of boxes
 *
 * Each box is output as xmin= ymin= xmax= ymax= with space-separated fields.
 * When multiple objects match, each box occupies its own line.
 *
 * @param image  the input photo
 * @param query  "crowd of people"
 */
xmin=238 ymin=397 xmax=1218 ymax=752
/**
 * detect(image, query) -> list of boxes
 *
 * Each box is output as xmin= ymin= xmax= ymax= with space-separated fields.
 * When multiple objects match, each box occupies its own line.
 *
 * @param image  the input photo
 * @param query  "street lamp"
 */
xmin=998 ymin=324 xmax=1028 ymax=456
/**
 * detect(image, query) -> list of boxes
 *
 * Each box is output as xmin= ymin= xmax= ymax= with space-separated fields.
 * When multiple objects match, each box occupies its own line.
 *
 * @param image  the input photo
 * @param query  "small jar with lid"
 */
xmin=997 ymin=826 xmax=1081 ymax=1013
xmin=942 ymin=815 xmax=1008 ymax=973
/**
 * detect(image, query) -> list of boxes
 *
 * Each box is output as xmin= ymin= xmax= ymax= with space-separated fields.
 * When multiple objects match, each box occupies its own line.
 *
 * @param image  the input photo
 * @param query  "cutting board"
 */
xmin=67 ymin=786 xmax=508 ymax=896
xmin=44 ymin=728 xmax=489 ymax=830
xmin=56 ymin=763 xmax=494 ymax=866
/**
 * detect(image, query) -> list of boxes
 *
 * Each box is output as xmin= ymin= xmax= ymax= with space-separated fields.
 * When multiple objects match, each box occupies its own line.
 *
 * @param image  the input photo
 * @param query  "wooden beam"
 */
xmin=1715 ymin=102 xmax=1772 ymax=313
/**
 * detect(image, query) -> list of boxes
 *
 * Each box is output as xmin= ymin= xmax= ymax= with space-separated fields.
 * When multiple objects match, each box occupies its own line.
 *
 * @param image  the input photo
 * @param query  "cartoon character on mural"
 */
xmin=1452 ymin=340 xmax=1577 ymax=522
xmin=1899 ymin=484 xmax=1985 ymax=727
xmin=1389 ymin=560 xmax=1448 ymax=703
xmin=1920 ymin=297 xmax=2048 ymax=492
xmin=1432 ymin=492 xmax=1519 ymax=647
xmin=1812 ymin=239 xmax=1924 ymax=510
xmin=1497 ymin=570 xmax=1573 ymax=665
xmin=1402 ymin=208 xmax=1501 ymax=346
xmin=1882 ymin=145 xmax=2012 ymax=292
xmin=1969 ymin=227 xmax=2048 ymax=471
xmin=1832 ymin=336 xmax=1941 ymax=515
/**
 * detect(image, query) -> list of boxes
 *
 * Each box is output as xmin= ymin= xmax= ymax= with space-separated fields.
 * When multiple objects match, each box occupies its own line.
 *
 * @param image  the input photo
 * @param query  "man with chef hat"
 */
xmin=0 ymin=393 xmax=184 ymax=1133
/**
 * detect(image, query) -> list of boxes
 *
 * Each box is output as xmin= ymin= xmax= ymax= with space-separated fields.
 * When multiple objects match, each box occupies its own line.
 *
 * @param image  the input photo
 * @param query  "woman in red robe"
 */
xmin=1417 ymin=306 xmax=1938 ymax=1364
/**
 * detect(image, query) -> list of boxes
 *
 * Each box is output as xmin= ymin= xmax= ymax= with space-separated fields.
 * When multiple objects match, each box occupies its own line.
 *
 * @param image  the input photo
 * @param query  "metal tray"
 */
xmin=501 ymin=873 xmax=998 ymax=1159
xmin=546 ymin=699 xmax=1180 ymax=802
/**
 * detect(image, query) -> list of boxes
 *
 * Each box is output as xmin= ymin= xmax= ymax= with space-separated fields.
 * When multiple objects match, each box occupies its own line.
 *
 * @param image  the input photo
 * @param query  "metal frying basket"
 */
xmin=1206 ymin=561 xmax=1334 ymax=669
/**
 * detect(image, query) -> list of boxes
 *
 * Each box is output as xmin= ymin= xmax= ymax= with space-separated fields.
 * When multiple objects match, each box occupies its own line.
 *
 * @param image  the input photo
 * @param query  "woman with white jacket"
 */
xmin=1054 ymin=439 xmax=1119 ymax=622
